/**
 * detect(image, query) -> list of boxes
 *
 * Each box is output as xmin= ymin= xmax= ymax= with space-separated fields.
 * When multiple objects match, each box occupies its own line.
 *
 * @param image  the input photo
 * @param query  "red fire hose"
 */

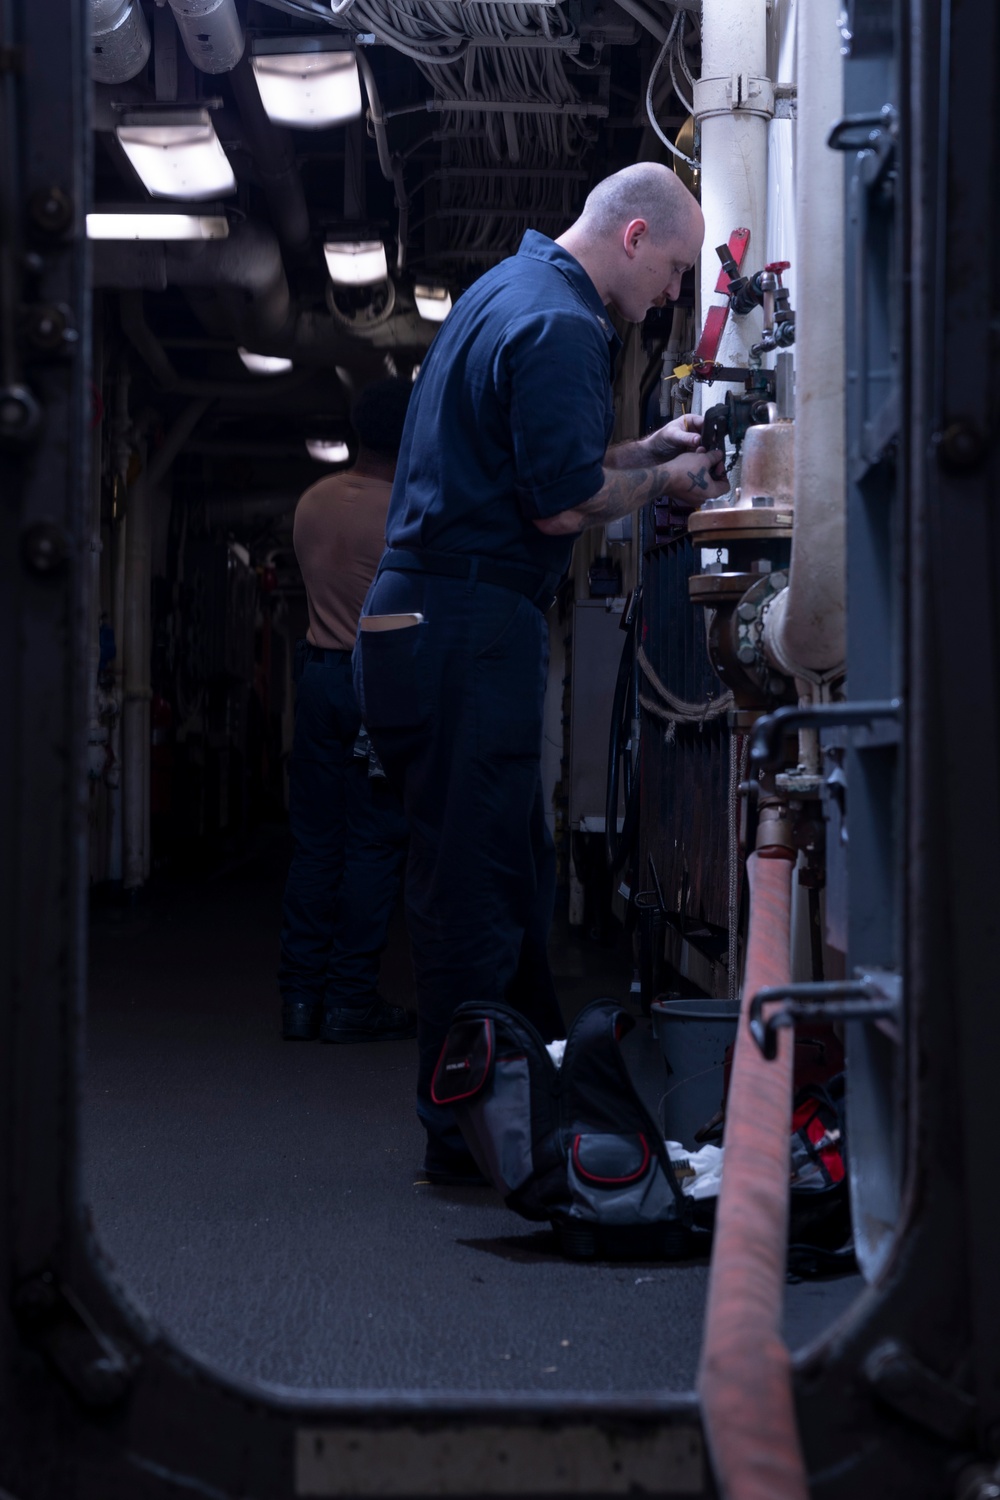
xmin=696 ymin=848 xmax=810 ymax=1500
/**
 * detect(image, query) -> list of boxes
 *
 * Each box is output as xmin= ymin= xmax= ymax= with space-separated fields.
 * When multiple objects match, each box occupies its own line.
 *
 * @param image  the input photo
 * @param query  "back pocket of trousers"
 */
xmin=357 ymin=620 xmax=429 ymax=729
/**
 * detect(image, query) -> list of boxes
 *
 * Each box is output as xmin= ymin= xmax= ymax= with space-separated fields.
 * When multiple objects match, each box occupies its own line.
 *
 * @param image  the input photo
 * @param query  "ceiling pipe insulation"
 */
xmin=163 ymin=0 xmax=244 ymax=74
xmin=90 ymin=0 xmax=151 ymax=84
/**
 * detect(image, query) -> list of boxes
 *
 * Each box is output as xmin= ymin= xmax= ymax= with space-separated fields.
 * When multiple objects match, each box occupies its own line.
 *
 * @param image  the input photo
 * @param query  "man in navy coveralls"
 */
xmin=353 ymin=162 xmax=728 ymax=1181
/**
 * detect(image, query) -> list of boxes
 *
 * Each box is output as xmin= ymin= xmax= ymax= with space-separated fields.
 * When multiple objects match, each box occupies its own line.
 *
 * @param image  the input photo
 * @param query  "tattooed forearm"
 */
xmin=605 ymin=437 xmax=681 ymax=469
xmin=574 ymin=466 xmax=669 ymax=523
xmin=533 ymin=455 xmax=724 ymax=536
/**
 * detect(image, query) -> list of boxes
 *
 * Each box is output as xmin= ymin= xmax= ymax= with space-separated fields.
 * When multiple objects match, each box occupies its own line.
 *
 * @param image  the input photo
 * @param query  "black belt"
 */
xmin=381 ymin=548 xmax=557 ymax=611
xmin=304 ymin=644 xmax=352 ymax=663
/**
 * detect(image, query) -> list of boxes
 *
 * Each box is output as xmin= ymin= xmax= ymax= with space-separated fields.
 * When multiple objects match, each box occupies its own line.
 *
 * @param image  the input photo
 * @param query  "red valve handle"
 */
xmin=764 ymin=260 xmax=791 ymax=274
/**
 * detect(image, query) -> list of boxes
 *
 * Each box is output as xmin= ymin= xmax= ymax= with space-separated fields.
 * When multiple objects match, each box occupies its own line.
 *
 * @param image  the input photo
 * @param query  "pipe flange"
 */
xmin=733 ymin=571 xmax=790 ymax=698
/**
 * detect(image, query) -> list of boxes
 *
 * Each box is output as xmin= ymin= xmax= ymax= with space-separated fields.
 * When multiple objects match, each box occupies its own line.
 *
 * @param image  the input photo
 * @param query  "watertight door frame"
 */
xmin=1 ymin=2 xmax=999 ymax=1497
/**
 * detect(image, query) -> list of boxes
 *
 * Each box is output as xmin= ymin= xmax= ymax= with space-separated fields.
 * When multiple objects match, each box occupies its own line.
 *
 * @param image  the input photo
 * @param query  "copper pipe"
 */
xmin=697 ymin=848 xmax=809 ymax=1500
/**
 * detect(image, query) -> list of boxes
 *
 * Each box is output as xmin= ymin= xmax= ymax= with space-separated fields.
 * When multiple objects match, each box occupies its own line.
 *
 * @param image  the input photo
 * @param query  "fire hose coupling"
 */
xmin=754 ymin=799 xmax=795 ymax=856
xmin=748 ymin=971 xmax=902 ymax=1061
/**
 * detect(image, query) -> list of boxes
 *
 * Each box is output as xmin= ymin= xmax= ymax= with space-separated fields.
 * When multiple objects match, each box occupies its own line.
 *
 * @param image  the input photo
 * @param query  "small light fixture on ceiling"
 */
xmin=306 ymin=438 xmax=351 ymax=464
xmin=251 ymin=37 xmax=362 ymax=129
xmin=323 ymin=238 xmax=387 ymax=287
xmin=87 ymin=210 xmax=229 ymax=240
xmin=115 ymin=109 xmax=237 ymax=200
xmin=414 ymin=283 xmax=452 ymax=322
xmin=238 ymin=348 xmax=294 ymax=376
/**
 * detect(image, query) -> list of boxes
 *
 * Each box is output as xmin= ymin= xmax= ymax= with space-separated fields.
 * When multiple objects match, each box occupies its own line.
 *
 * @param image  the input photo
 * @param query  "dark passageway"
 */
xmin=84 ymin=834 xmax=860 ymax=1394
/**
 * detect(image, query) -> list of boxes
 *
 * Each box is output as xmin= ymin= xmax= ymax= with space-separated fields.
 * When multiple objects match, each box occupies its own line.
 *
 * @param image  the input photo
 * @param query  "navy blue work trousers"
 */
xmin=279 ymin=643 xmax=407 ymax=1012
xmin=353 ymin=568 xmax=564 ymax=1156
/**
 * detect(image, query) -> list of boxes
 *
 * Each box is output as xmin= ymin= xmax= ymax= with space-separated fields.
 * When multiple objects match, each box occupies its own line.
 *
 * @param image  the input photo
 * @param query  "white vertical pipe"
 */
xmin=695 ymin=0 xmax=771 ymax=419
xmin=764 ymin=0 xmax=846 ymax=676
xmin=766 ymin=0 xmax=798 ymax=314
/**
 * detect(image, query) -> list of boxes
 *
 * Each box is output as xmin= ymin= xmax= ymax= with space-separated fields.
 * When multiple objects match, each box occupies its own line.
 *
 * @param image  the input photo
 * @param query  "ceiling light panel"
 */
xmin=252 ymin=44 xmax=362 ymax=129
xmin=87 ymin=212 xmax=229 ymax=240
xmin=306 ymin=439 xmax=351 ymax=464
xmin=238 ymin=348 xmax=294 ymax=375
xmin=323 ymin=239 xmax=387 ymax=287
xmin=414 ymin=284 xmax=453 ymax=322
xmin=116 ymin=110 xmax=236 ymax=200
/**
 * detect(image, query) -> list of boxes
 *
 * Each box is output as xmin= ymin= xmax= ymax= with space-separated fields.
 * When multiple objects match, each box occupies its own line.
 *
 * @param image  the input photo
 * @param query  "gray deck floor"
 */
xmin=83 ymin=833 xmax=862 ymax=1395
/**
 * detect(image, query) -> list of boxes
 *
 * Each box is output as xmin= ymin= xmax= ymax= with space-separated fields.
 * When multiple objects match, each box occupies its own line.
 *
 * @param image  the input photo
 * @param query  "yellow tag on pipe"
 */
xmin=673 ymin=363 xmax=694 ymax=379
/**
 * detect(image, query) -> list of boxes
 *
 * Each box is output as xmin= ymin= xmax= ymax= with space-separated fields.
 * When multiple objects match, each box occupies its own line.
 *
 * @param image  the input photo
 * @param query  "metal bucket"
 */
xmin=650 ymin=998 xmax=740 ymax=1147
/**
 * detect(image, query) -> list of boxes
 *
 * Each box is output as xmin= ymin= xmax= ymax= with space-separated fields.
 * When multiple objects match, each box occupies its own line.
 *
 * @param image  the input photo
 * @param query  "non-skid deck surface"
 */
xmin=84 ymin=832 xmax=861 ymax=1394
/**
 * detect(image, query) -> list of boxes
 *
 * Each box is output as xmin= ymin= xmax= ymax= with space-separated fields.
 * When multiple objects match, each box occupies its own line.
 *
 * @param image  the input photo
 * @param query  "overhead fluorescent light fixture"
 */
xmin=414 ymin=283 xmax=452 ymax=322
xmin=306 ymin=438 xmax=351 ymax=464
xmin=116 ymin=109 xmax=237 ymax=200
xmin=251 ymin=38 xmax=362 ymax=129
xmin=323 ymin=238 xmax=387 ymax=287
xmin=87 ymin=211 xmax=229 ymax=240
xmin=238 ymin=348 xmax=294 ymax=376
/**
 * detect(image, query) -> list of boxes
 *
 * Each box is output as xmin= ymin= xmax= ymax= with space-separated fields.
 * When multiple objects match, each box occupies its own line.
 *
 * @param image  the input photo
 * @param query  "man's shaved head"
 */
xmin=576 ymin=161 xmax=700 ymax=244
xmin=557 ymin=159 xmax=704 ymax=322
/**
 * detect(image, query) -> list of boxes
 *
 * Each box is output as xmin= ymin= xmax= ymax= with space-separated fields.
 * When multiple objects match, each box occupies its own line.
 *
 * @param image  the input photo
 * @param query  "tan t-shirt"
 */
xmin=293 ymin=470 xmax=391 ymax=651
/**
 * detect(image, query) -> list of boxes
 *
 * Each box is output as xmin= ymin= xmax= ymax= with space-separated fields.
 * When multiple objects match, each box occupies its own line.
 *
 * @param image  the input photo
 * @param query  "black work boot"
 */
xmin=320 ymin=996 xmax=417 ymax=1044
xmin=281 ymin=997 xmax=321 ymax=1040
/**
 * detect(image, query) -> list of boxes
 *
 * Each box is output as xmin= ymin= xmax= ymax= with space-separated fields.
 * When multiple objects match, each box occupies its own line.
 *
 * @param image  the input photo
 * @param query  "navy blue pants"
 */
xmin=353 ymin=568 xmax=564 ymax=1157
xmin=279 ymin=643 xmax=408 ymax=1013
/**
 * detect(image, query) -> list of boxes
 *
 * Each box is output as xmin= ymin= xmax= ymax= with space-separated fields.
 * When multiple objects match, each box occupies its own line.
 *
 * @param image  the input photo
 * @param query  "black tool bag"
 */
xmin=431 ymin=998 xmax=691 ymax=1260
xmin=787 ymin=1074 xmax=852 ymax=1262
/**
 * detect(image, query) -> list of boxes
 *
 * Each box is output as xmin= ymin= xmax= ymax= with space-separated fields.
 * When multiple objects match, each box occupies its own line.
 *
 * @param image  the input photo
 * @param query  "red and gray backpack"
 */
xmin=431 ymin=998 xmax=691 ymax=1260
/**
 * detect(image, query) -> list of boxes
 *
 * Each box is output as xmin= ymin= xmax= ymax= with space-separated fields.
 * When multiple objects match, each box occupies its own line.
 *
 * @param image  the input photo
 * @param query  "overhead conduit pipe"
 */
xmin=763 ymin=0 xmax=846 ymax=680
xmin=95 ymin=221 xmax=291 ymax=341
xmin=697 ymin=844 xmax=809 ymax=1500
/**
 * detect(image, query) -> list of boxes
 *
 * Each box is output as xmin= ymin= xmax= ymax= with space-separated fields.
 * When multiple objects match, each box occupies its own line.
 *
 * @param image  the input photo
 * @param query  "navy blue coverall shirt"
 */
xmin=353 ymin=231 xmax=621 ymax=1165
